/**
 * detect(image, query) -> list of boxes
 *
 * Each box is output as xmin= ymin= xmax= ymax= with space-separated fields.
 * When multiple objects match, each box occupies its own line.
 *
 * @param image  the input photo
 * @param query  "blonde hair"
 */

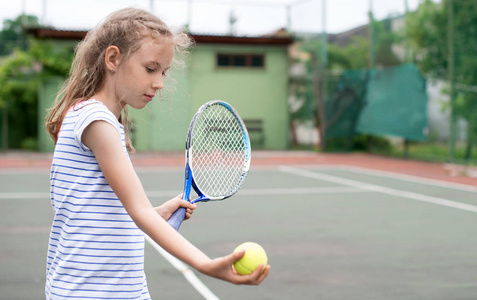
xmin=45 ymin=7 xmax=193 ymax=152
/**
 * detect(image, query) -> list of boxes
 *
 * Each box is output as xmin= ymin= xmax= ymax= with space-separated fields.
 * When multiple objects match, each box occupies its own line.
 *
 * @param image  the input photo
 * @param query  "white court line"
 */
xmin=146 ymin=186 xmax=365 ymax=198
xmin=0 ymin=187 xmax=365 ymax=200
xmin=239 ymin=186 xmax=364 ymax=195
xmin=343 ymin=165 xmax=477 ymax=192
xmin=0 ymin=169 xmax=49 ymax=174
xmin=0 ymin=192 xmax=50 ymax=199
xmin=280 ymin=166 xmax=477 ymax=213
xmin=290 ymin=164 xmax=477 ymax=193
xmin=144 ymin=235 xmax=220 ymax=300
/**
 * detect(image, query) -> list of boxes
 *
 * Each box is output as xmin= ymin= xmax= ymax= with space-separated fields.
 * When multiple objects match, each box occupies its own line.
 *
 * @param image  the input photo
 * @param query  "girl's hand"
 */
xmin=198 ymin=250 xmax=270 ymax=285
xmin=154 ymin=194 xmax=197 ymax=221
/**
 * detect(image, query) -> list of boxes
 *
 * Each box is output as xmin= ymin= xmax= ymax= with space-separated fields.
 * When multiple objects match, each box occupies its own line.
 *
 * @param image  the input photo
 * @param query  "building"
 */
xmin=30 ymin=28 xmax=293 ymax=152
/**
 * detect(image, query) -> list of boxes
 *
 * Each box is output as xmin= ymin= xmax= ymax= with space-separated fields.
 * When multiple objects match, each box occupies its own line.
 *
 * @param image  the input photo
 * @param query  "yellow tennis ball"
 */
xmin=233 ymin=242 xmax=268 ymax=275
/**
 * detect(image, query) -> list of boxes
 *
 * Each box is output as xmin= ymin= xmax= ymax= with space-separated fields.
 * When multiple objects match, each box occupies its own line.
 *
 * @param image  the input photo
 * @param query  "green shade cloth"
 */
xmin=356 ymin=64 xmax=427 ymax=141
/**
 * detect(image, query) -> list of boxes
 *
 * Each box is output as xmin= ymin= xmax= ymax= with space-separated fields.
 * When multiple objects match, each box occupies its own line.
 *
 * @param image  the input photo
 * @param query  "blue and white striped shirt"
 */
xmin=46 ymin=100 xmax=150 ymax=299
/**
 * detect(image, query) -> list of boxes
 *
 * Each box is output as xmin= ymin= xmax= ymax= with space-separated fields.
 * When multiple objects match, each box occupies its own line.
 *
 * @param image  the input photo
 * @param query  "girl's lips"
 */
xmin=144 ymin=94 xmax=154 ymax=101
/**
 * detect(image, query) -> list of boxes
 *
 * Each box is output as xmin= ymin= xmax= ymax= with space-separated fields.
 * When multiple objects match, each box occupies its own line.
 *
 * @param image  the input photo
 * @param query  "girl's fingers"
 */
xmin=184 ymin=208 xmax=195 ymax=220
xmin=226 ymin=250 xmax=270 ymax=285
xmin=232 ymin=265 xmax=269 ymax=285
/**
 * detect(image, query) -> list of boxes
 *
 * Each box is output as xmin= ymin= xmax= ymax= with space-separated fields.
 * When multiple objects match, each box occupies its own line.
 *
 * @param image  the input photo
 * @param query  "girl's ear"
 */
xmin=105 ymin=46 xmax=121 ymax=73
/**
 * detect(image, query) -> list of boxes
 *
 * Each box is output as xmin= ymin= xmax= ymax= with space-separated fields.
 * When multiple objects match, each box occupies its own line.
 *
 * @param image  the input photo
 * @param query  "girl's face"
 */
xmin=115 ymin=37 xmax=174 ymax=110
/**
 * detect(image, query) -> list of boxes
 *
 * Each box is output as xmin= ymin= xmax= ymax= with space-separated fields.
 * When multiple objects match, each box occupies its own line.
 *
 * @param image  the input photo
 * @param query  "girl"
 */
xmin=44 ymin=7 xmax=269 ymax=299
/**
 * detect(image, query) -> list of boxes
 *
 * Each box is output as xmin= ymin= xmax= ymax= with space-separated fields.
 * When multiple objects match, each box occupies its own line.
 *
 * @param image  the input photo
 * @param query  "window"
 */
xmin=217 ymin=54 xmax=265 ymax=69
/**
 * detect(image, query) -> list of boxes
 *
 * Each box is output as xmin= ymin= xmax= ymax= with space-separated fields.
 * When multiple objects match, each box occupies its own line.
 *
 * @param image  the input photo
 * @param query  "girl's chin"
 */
xmin=128 ymin=102 xmax=149 ymax=110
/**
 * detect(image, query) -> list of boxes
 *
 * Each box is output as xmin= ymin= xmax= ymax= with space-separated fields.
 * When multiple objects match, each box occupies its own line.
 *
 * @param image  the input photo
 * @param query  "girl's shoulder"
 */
xmin=72 ymin=99 xmax=109 ymax=114
xmin=69 ymin=99 xmax=119 ymax=125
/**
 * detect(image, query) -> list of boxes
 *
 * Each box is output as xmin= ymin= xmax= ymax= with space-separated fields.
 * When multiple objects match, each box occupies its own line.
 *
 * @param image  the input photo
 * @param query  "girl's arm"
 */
xmin=82 ymin=120 xmax=269 ymax=284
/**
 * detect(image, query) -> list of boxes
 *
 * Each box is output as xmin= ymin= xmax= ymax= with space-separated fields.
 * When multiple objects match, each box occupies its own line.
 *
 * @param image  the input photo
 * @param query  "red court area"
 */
xmin=1 ymin=151 xmax=476 ymax=187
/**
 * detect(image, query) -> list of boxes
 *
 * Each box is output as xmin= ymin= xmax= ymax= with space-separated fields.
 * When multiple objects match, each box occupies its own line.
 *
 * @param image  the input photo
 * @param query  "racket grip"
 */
xmin=167 ymin=207 xmax=187 ymax=231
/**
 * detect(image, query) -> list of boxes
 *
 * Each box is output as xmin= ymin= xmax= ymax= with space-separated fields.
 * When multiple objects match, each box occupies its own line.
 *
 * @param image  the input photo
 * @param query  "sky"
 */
xmin=0 ymin=0 xmax=437 ymax=35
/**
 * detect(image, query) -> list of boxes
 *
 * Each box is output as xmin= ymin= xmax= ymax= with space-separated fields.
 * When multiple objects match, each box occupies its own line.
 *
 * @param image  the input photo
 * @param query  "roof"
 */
xmin=191 ymin=33 xmax=293 ymax=45
xmin=27 ymin=28 xmax=87 ymax=40
xmin=27 ymin=27 xmax=294 ymax=46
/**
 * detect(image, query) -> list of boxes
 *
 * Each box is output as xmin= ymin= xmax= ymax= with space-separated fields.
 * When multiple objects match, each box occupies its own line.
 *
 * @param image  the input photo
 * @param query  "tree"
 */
xmin=0 ymin=49 xmax=39 ymax=149
xmin=0 ymin=14 xmax=39 ymax=56
xmin=0 ymin=15 xmax=73 ymax=150
xmin=406 ymin=0 xmax=477 ymax=160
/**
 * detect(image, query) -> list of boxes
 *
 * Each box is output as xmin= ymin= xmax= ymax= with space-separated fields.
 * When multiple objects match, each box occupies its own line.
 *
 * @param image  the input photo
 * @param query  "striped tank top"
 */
xmin=45 ymin=100 xmax=150 ymax=299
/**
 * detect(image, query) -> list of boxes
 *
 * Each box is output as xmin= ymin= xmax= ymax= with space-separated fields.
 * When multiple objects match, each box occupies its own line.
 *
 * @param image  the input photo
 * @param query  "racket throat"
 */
xmin=183 ymin=164 xmax=193 ymax=201
xmin=191 ymin=178 xmax=209 ymax=203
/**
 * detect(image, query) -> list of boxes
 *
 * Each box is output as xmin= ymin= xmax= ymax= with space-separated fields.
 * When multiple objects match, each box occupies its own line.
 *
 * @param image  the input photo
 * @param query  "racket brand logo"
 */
xmin=167 ymin=100 xmax=251 ymax=230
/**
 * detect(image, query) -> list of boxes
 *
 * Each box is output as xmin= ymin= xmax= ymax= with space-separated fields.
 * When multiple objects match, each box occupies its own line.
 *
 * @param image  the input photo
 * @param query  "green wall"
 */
xmin=188 ymin=45 xmax=290 ymax=149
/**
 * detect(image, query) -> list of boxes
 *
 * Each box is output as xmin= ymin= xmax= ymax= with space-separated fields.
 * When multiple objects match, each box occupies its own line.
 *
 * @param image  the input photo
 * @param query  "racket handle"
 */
xmin=167 ymin=207 xmax=187 ymax=231
xmin=168 ymin=163 xmax=192 ymax=231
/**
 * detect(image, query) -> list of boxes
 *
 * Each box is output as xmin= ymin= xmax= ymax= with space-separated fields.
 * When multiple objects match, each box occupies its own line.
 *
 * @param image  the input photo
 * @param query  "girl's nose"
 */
xmin=152 ymin=74 xmax=164 ymax=90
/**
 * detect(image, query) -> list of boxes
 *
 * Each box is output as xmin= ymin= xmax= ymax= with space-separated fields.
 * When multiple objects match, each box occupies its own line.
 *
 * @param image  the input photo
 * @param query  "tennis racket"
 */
xmin=167 ymin=100 xmax=251 ymax=231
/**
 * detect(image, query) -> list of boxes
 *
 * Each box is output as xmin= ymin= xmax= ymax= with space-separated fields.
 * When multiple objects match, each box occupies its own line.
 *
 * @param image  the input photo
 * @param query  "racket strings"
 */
xmin=191 ymin=105 xmax=247 ymax=197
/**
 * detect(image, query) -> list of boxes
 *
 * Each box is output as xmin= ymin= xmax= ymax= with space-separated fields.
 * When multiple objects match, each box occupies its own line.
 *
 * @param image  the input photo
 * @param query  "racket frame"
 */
xmin=186 ymin=100 xmax=250 ymax=202
xmin=167 ymin=100 xmax=251 ymax=230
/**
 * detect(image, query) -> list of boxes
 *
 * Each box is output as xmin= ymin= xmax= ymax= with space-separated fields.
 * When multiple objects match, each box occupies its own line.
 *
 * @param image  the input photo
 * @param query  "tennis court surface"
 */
xmin=1 ymin=151 xmax=476 ymax=300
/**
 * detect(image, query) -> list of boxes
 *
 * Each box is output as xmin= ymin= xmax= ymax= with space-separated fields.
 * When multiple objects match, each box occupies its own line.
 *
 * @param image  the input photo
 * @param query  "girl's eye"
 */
xmin=162 ymin=71 xmax=168 ymax=77
xmin=146 ymin=67 xmax=155 ymax=73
